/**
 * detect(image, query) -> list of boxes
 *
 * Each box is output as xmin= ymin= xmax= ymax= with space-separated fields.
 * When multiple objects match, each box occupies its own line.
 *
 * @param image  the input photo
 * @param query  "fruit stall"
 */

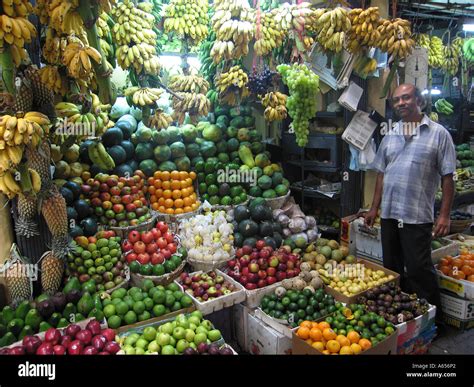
xmin=0 ymin=0 xmax=473 ymax=361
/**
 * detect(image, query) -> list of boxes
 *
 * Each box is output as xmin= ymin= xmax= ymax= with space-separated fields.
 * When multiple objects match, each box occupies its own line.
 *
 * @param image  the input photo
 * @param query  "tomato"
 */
xmin=128 ymin=230 xmax=141 ymax=244
xmin=126 ymin=253 xmax=137 ymax=264
xmin=167 ymin=243 xmax=177 ymax=254
xmin=146 ymin=242 xmax=158 ymax=254
xmin=156 ymin=221 xmax=168 ymax=234
xmin=133 ymin=241 xmax=146 ymax=254
xmin=164 ymin=232 xmax=174 ymax=244
xmin=157 ymin=237 xmax=168 ymax=250
xmin=151 ymin=253 xmax=165 ymax=265
xmin=141 ymin=231 xmax=154 ymax=245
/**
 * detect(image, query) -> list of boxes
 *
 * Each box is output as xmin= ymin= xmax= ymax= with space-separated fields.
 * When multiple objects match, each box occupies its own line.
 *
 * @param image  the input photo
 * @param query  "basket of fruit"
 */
xmin=248 ymin=191 xmax=290 ymax=211
xmin=440 ymin=210 xmax=474 ymax=234
xmin=122 ymin=221 xmax=188 ymax=287
xmin=110 ymin=212 xmax=158 ymax=239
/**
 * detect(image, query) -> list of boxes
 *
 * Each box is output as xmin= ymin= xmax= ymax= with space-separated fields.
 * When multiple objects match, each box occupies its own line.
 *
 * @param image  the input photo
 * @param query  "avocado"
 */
xmin=39 ymin=321 xmax=52 ymax=332
xmin=0 ymin=332 xmax=16 ymax=347
xmin=48 ymin=312 xmax=62 ymax=328
xmin=7 ymin=318 xmax=24 ymax=336
xmin=63 ymin=303 xmax=77 ymax=321
xmin=82 ymin=279 xmax=96 ymax=294
xmin=77 ymin=292 xmax=94 ymax=316
xmin=18 ymin=325 xmax=34 ymax=340
xmin=24 ymin=309 xmax=42 ymax=330
xmin=63 ymin=277 xmax=81 ymax=295
xmin=57 ymin=318 xmax=69 ymax=328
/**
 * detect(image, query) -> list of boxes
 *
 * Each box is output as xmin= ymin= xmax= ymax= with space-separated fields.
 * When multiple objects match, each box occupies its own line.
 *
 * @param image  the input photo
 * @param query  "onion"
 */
xmin=277 ymin=213 xmax=290 ymax=227
xmin=289 ymin=217 xmax=307 ymax=233
xmin=305 ymin=216 xmax=317 ymax=228
xmin=273 ymin=209 xmax=284 ymax=220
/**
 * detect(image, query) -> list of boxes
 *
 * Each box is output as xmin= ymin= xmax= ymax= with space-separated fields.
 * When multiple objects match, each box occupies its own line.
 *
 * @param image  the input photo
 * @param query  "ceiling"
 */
xmin=398 ymin=0 xmax=474 ymax=23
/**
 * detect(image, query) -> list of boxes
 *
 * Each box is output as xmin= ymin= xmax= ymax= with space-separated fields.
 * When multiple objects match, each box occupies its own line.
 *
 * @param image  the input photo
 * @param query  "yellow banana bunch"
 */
xmin=0 ymin=170 xmax=22 ymax=199
xmin=38 ymin=65 xmax=68 ymax=96
xmin=347 ymin=7 xmax=381 ymax=53
xmin=261 ymin=92 xmax=288 ymax=122
xmin=171 ymin=92 xmax=211 ymax=124
xmin=0 ymin=13 xmax=37 ymax=53
xmin=42 ymin=28 xmax=67 ymax=65
xmin=0 ymin=112 xmax=51 ymax=173
xmin=313 ymin=7 xmax=352 ymax=53
xmin=111 ymin=0 xmax=160 ymax=75
xmin=414 ymin=33 xmax=431 ymax=49
xmin=272 ymin=2 xmax=317 ymax=33
xmin=62 ymin=40 xmax=102 ymax=81
xmin=98 ymin=0 xmax=116 ymax=14
xmin=429 ymin=112 xmax=439 ymax=122
xmin=1 ymin=0 xmax=34 ymax=18
xmin=375 ymin=18 xmax=414 ymax=59
xmin=9 ymin=44 xmax=28 ymax=67
xmin=215 ymin=65 xmax=250 ymax=106
xmin=254 ymin=11 xmax=286 ymax=56
xmin=211 ymin=0 xmax=254 ymax=62
xmin=124 ymin=87 xmax=163 ymax=107
xmin=354 ymin=56 xmax=378 ymax=77
xmin=149 ymin=109 xmax=174 ymax=131
xmin=163 ymin=0 xmax=210 ymax=45
xmin=428 ymin=36 xmax=444 ymax=68
xmin=442 ymin=37 xmax=463 ymax=76
xmin=169 ymin=75 xmax=210 ymax=94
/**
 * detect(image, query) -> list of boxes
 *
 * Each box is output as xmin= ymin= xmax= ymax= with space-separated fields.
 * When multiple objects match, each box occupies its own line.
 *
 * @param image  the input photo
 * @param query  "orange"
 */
xmin=181 ymin=188 xmax=190 ymax=198
xmin=347 ymin=331 xmax=360 ymax=344
xmin=189 ymin=171 xmax=196 ymax=180
xmin=165 ymin=208 xmax=174 ymax=215
xmin=171 ymin=180 xmax=181 ymax=190
xmin=311 ymin=342 xmax=325 ymax=352
xmin=183 ymin=206 xmax=193 ymax=213
xmin=180 ymin=180 xmax=189 ymax=189
xmin=155 ymin=188 xmax=163 ymax=198
xmin=461 ymin=265 xmax=473 ymax=276
xmin=148 ymin=186 xmax=156 ymax=196
xmin=350 ymin=343 xmax=362 ymax=354
xmin=158 ymin=197 xmax=166 ymax=206
xmin=153 ymin=171 xmax=161 ymax=179
xmin=453 ymin=271 xmax=466 ymax=280
xmin=326 ymin=340 xmax=340 ymax=353
xmin=339 ymin=345 xmax=353 ymax=355
xmin=309 ymin=328 xmax=323 ymax=341
xmin=172 ymin=190 xmax=182 ymax=199
xmin=359 ymin=338 xmax=372 ymax=351
xmin=174 ymin=199 xmax=184 ymax=208
xmin=179 ymin=171 xmax=188 ymax=180
xmin=163 ymin=190 xmax=172 ymax=199
xmin=439 ymin=266 xmax=451 ymax=276
xmin=305 ymin=338 xmax=313 ymax=346
xmin=150 ymin=195 xmax=157 ymax=204
xmin=161 ymin=171 xmax=170 ymax=181
xmin=162 ymin=181 xmax=171 ymax=190
xmin=297 ymin=326 xmax=310 ymax=340
xmin=439 ymin=257 xmax=451 ymax=266
xmin=336 ymin=335 xmax=351 ymax=347
xmin=191 ymin=202 xmax=199 ymax=211
xmin=318 ymin=322 xmax=330 ymax=331
xmin=147 ymin=177 xmax=154 ymax=186
xmin=322 ymin=350 xmax=330 ymax=355
xmin=183 ymin=197 xmax=193 ymax=207
xmin=158 ymin=206 xmax=166 ymax=213
xmin=300 ymin=321 xmax=313 ymax=329
xmin=151 ymin=202 xmax=159 ymax=211
xmin=190 ymin=192 xmax=197 ymax=201
xmin=468 ymin=275 xmax=474 ymax=282
xmin=170 ymin=171 xmax=180 ymax=180
xmin=185 ymin=177 xmax=193 ymax=187
xmin=174 ymin=208 xmax=184 ymax=214
xmin=452 ymin=258 xmax=465 ymax=269
xmin=164 ymin=198 xmax=174 ymax=208
xmin=323 ymin=328 xmax=337 ymax=341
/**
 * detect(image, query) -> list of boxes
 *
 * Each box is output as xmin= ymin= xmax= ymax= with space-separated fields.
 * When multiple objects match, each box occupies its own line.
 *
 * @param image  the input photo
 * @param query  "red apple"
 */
xmin=239 ymin=256 xmax=249 ymax=267
xmin=163 ymin=232 xmax=174 ymax=244
xmin=240 ymin=275 xmax=249 ymax=285
xmin=245 ymin=283 xmax=257 ymax=291
xmin=91 ymin=198 xmax=102 ymax=208
xmin=276 ymin=271 xmax=287 ymax=281
xmin=257 ymin=279 xmax=268 ymax=288
xmin=53 ymin=345 xmax=66 ymax=355
xmin=241 ymin=267 xmax=250 ymax=277
xmin=278 ymin=263 xmax=287 ymax=272
xmin=249 ymin=263 xmax=259 ymax=273
xmin=150 ymin=252 xmax=164 ymax=265
xmin=100 ymin=192 xmax=111 ymax=201
xmin=128 ymin=230 xmax=141 ymax=243
xmin=125 ymin=203 xmax=137 ymax=213
xmin=126 ymin=253 xmax=137 ymax=263
xmin=110 ymin=186 xmax=121 ymax=196
xmin=287 ymin=270 xmax=296 ymax=278
xmin=151 ymin=228 xmax=161 ymax=240
xmin=242 ymin=245 xmax=253 ymax=255
xmin=113 ymin=204 xmax=124 ymax=214
xmin=227 ymin=259 xmax=237 ymax=268
xmin=102 ymin=201 xmax=112 ymax=210
xmin=156 ymin=221 xmax=168 ymax=233
xmin=257 ymin=258 xmax=268 ymax=270
xmin=167 ymin=243 xmax=177 ymax=254
xmin=259 ymin=249 xmax=271 ymax=259
xmin=122 ymin=240 xmax=134 ymax=252
xmin=256 ymin=240 xmax=266 ymax=250
xmin=99 ymin=183 xmax=109 ymax=192
xmin=250 ymin=251 xmax=259 ymax=260
xmin=248 ymin=273 xmax=259 ymax=283
xmin=266 ymin=267 xmax=276 ymax=277
xmin=156 ymin=237 xmax=167 ymax=250
xmin=44 ymin=328 xmax=61 ymax=345
xmin=269 ymin=257 xmax=279 ymax=268
xmin=267 ymin=276 xmax=277 ymax=285
xmin=133 ymin=241 xmax=146 ymax=254
xmin=235 ymin=248 xmax=244 ymax=258
xmin=286 ymin=261 xmax=295 ymax=270
xmin=161 ymin=249 xmax=171 ymax=259
xmin=111 ymin=195 xmax=122 ymax=204
xmin=140 ymin=231 xmax=153 ymax=245
xmin=146 ymin=242 xmax=158 ymax=254
xmin=137 ymin=253 xmax=150 ymax=265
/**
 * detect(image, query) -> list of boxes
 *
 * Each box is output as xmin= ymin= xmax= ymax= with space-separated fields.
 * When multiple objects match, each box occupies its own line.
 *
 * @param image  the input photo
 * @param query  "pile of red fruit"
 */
xmin=0 ymin=320 xmax=120 ymax=355
xmin=178 ymin=271 xmax=239 ymax=302
xmin=226 ymin=243 xmax=301 ymax=290
xmin=83 ymin=171 xmax=152 ymax=228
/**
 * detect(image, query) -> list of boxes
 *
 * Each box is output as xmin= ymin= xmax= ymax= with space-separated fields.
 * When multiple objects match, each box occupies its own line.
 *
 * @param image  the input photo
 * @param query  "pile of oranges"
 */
xmin=437 ymin=254 xmax=474 ymax=282
xmin=146 ymin=170 xmax=200 ymax=215
xmin=296 ymin=321 xmax=372 ymax=355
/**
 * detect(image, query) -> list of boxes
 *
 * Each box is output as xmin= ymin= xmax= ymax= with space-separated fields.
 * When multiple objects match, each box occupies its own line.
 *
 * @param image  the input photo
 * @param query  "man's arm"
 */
xmin=365 ymin=172 xmax=384 ymax=227
xmin=433 ymin=174 xmax=454 ymax=237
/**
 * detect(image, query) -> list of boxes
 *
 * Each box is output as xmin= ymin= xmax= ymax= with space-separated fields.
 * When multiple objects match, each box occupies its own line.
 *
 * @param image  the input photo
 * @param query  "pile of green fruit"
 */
xmin=260 ymin=288 xmax=336 ymax=328
xmin=116 ymin=311 xmax=223 ymax=355
xmin=456 ymin=143 xmax=474 ymax=168
xmin=315 ymin=208 xmax=340 ymax=229
xmin=324 ymin=303 xmax=396 ymax=347
xmin=232 ymin=198 xmax=283 ymax=249
xmin=103 ymin=281 xmax=193 ymax=329
xmin=247 ymin=162 xmax=290 ymax=199
xmin=66 ymin=232 xmax=127 ymax=292
xmin=0 ymin=278 xmax=104 ymax=347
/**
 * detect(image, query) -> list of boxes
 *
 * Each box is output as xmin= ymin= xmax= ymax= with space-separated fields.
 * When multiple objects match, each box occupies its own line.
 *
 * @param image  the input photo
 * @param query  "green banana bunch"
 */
xmin=463 ymin=38 xmax=474 ymax=63
xmin=87 ymin=141 xmax=115 ymax=171
xmin=435 ymin=99 xmax=454 ymax=115
xmin=198 ymin=30 xmax=217 ymax=85
xmin=206 ymin=89 xmax=219 ymax=110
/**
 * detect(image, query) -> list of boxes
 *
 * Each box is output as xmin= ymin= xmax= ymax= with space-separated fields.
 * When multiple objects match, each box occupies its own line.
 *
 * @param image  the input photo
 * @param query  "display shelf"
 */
xmin=286 ymin=160 xmax=340 ymax=173
xmin=290 ymin=184 xmax=340 ymax=200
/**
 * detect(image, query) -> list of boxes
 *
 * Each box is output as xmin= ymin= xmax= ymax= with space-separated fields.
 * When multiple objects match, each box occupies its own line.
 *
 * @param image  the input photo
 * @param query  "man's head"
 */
xmin=392 ymin=84 xmax=425 ymax=121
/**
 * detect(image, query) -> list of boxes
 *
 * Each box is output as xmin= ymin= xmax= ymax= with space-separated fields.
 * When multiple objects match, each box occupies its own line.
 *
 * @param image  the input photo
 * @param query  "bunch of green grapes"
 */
xmin=277 ymin=63 xmax=319 ymax=147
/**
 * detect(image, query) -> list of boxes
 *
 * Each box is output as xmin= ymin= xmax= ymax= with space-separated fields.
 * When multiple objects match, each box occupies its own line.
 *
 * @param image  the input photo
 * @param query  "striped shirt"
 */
xmin=372 ymin=115 xmax=456 ymax=224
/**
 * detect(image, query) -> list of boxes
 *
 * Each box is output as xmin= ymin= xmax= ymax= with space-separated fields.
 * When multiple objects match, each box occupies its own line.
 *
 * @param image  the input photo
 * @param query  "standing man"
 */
xmin=364 ymin=84 xmax=456 ymax=311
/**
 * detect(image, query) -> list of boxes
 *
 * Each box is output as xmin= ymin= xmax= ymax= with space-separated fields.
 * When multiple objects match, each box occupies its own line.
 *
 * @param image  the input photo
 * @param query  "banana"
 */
xmin=96 ymin=142 xmax=115 ymax=170
xmin=87 ymin=142 xmax=108 ymax=170
xmin=28 ymin=168 xmax=41 ymax=193
xmin=3 ymin=170 xmax=21 ymax=194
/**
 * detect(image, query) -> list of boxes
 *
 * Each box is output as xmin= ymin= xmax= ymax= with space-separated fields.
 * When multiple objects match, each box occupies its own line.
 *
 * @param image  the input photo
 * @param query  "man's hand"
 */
xmin=364 ymin=208 xmax=378 ymax=227
xmin=433 ymin=215 xmax=450 ymax=237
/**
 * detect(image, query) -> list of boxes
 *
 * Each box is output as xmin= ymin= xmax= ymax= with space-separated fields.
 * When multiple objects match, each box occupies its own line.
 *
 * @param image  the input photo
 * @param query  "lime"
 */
xmin=131 ymin=291 xmax=144 ymax=302
xmin=107 ymin=315 xmax=121 ymax=329
xmin=142 ymin=279 xmax=154 ymax=292
xmin=180 ymin=295 xmax=193 ymax=308
xmin=207 ymin=184 xmax=219 ymax=196
xmin=152 ymin=304 xmax=166 ymax=317
xmin=124 ymin=311 xmax=137 ymax=325
xmin=198 ymin=183 xmax=207 ymax=194
xmin=116 ymin=301 xmax=129 ymax=316
xmin=165 ymin=294 xmax=175 ymax=307
xmin=205 ymin=174 xmax=216 ymax=186
xmin=133 ymin=301 xmax=146 ymax=315
xmin=143 ymin=297 xmax=154 ymax=311
xmin=138 ymin=311 xmax=151 ymax=322
xmin=103 ymin=304 xmax=116 ymax=318
xmin=153 ymin=290 xmax=166 ymax=305
xmin=152 ymin=264 xmax=165 ymax=276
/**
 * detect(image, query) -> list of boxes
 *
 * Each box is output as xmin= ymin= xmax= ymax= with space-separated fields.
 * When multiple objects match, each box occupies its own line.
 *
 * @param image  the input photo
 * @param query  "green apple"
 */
xmin=143 ymin=327 xmax=157 ymax=342
xmin=147 ymin=340 xmax=161 ymax=353
xmin=160 ymin=322 xmax=174 ymax=335
xmin=195 ymin=326 xmax=208 ymax=336
xmin=170 ymin=321 xmax=177 ymax=330
xmin=161 ymin=345 xmax=176 ymax=355
xmin=189 ymin=342 xmax=197 ymax=350
xmin=135 ymin=347 xmax=145 ymax=355
xmin=189 ymin=323 xmax=198 ymax=331
xmin=169 ymin=336 xmax=176 ymax=347
xmin=176 ymin=339 xmax=189 ymax=353
xmin=185 ymin=329 xmax=195 ymax=343
xmin=177 ymin=319 xmax=189 ymax=329
xmin=135 ymin=338 xmax=149 ymax=349
xmin=173 ymin=327 xmax=186 ymax=340
xmin=208 ymin=329 xmax=222 ymax=342
xmin=190 ymin=310 xmax=203 ymax=321
xmin=125 ymin=346 xmax=136 ymax=355
xmin=201 ymin=320 xmax=213 ymax=331
xmin=194 ymin=332 xmax=207 ymax=345
xmin=124 ymin=334 xmax=140 ymax=347
xmin=188 ymin=316 xmax=201 ymax=326
xmin=156 ymin=332 xmax=171 ymax=347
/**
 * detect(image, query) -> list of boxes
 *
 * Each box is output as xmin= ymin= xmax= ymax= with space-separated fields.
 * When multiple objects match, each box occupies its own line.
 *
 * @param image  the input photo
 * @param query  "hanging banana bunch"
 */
xmin=254 ymin=9 xmax=286 ymax=56
xmin=375 ymin=18 xmax=415 ymax=59
xmin=312 ymin=7 xmax=352 ymax=53
xmin=97 ymin=12 xmax=116 ymax=65
xmin=124 ymin=87 xmax=164 ymax=108
xmin=168 ymin=75 xmax=210 ymax=94
xmin=62 ymin=40 xmax=102 ymax=81
xmin=261 ymin=92 xmax=288 ymax=122
xmin=38 ymin=65 xmax=69 ymax=96
xmin=346 ymin=7 xmax=381 ymax=53
xmin=149 ymin=109 xmax=174 ymax=131
xmin=442 ymin=36 xmax=463 ymax=76
xmin=215 ymin=65 xmax=250 ymax=106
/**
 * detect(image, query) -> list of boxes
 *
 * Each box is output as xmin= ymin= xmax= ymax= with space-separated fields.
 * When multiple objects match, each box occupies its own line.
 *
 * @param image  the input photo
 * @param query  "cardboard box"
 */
xmin=253 ymin=308 xmax=293 ymax=339
xmin=440 ymin=291 xmax=474 ymax=320
xmin=324 ymin=259 xmax=400 ymax=304
xmin=243 ymin=281 xmax=281 ymax=309
xmin=397 ymin=324 xmax=437 ymax=355
xmin=430 ymin=238 xmax=459 ymax=264
xmin=352 ymin=218 xmax=383 ymax=262
xmin=435 ymin=260 xmax=474 ymax=300
xmin=231 ymin=304 xmax=252 ymax=352
xmin=340 ymin=213 xmax=358 ymax=252
xmin=396 ymin=305 xmax=437 ymax=347
xmin=247 ymin=313 xmax=292 ymax=355
xmin=292 ymin=328 xmax=397 ymax=355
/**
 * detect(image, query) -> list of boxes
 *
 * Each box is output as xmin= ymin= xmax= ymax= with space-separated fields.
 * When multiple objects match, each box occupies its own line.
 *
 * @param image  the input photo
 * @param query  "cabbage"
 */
xmin=277 ymin=213 xmax=290 ymax=227
xmin=289 ymin=217 xmax=307 ymax=233
xmin=305 ymin=216 xmax=317 ymax=229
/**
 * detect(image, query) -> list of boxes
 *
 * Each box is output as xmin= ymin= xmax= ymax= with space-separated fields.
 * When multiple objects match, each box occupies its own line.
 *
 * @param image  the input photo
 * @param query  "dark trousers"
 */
xmin=380 ymin=219 xmax=441 ymax=310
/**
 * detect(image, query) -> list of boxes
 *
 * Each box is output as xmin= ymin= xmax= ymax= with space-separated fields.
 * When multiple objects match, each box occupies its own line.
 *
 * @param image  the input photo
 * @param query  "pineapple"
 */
xmin=25 ymin=142 xmax=52 ymax=195
xmin=40 ymin=251 xmax=64 ymax=295
xmin=41 ymin=185 xmax=69 ymax=258
xmin=4 ymin=260 xmax=33 ymax=307
xmin=15 ymin=193 xmax=39 ymax=238
xmin=24 ymin=66 xmax=54 ymax=108
xmin=12 ymin=77 xmax=34 ymax=113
